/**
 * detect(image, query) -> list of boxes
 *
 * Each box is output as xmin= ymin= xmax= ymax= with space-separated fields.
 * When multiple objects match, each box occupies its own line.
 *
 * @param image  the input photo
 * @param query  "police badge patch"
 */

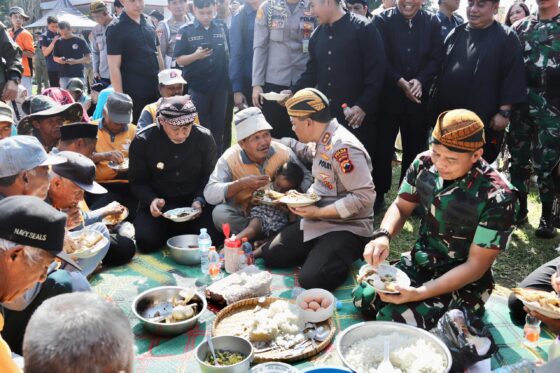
xmin=333 ymin=148 xmax=353 ymax=173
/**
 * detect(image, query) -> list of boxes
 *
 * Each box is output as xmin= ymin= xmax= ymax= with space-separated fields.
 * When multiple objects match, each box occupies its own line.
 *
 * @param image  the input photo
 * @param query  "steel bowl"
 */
xmin=336 ymin=321 xmax=452 ymax=373
xmin=195 ymin=335 xmax=254 ymax=373
xmin=167 ymin=234 xmax=200 ymax=265
xmin=132 ymin=286 xmax=207 ymax=336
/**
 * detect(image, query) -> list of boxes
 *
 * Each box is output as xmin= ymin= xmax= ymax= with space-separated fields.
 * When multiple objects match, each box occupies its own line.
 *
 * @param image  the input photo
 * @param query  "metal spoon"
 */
xmin=377 ymin=336 xmax=395 ymax=371
xmin=207 ymin=335 xmax=219 ymax=366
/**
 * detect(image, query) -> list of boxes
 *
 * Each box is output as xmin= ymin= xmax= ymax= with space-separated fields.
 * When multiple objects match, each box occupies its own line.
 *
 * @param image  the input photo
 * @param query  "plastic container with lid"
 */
xmin=224 ymin=235 xmax=242 ymax=273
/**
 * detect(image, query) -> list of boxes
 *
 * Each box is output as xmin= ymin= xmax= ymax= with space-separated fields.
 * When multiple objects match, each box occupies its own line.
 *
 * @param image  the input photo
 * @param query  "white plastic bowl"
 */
xmin=296 ymin=288 xmax=335 ymax=323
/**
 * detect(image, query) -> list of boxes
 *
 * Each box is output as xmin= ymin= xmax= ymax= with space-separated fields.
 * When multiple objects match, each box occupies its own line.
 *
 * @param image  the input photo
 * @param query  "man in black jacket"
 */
xmin=372 ymin=0 xmax=444 ymax=213
xmin=129 ymin=96 xmax=219 ymax=252
xmin=285 ymin=0 xmax=386 ymax=177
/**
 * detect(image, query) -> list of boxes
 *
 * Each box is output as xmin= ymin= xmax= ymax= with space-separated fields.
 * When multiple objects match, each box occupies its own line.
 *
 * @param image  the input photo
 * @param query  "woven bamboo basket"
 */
xmin=212 ymin=297 xmax=336 ymax=363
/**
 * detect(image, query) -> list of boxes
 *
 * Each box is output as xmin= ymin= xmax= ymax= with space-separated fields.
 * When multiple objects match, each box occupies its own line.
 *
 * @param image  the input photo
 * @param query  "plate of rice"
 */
xmin=358 ymin=264 xmax=411 ymax=294
xmin=68 ymin=229 xmax=108 ymax=259
xmin=163 ymin=207 xmax=200 ymax=222
xmin=337 ymin=321 xmax=452 ymax=373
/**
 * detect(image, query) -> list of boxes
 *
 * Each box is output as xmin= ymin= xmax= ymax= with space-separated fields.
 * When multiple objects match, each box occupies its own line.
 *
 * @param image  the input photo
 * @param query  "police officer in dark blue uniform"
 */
xmin=174 ymin=0 xmax=230 ymax=154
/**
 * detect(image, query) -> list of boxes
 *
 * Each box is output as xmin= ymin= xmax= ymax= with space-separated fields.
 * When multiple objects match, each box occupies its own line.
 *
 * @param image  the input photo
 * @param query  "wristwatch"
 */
xmin=498 ymin=109 xmax=511 ymax=119
xmin=371 ymin=228 xmax=391 ymax=242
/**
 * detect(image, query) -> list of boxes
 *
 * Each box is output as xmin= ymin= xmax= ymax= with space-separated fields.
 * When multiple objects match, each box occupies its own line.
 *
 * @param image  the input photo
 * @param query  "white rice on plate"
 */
xmin=344 ymin=332 xmax=446 ymax=373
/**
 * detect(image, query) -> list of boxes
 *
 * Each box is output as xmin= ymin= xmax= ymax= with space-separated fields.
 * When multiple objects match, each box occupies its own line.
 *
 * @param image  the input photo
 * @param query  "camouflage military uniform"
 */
xmin=509 ymin=15 xmax=560 ymax=205
xmin=353 ymin=151 xmax=517 ymax=330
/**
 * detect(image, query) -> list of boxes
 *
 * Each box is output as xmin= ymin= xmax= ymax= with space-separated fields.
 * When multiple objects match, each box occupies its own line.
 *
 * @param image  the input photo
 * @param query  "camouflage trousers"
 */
xmin=508 ymin=106 xmax=560 ymax=203
xmin=351 ymin=256 xmax=494 ymax=330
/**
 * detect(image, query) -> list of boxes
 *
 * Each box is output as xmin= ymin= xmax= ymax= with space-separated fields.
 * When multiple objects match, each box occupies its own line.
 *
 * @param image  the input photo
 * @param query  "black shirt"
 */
xmin=106 ymin=12 xmax=160 ymax=98
xmin=433 ymin=22 xmax=527 ymax=127
xmin=53 ymin=36 xmax=90 ymax=78
xmin=374 ymin=8 xmax=444 ymax=113
xmin=174 ymin=19 xmax=230 ymax=93
xmin=294 ymin=12 xmax=386 ymax=124
xmin=40 ymin=29 xmax=59 ymax=71
xmin=129 ymin=124 xmax=217 ymax=206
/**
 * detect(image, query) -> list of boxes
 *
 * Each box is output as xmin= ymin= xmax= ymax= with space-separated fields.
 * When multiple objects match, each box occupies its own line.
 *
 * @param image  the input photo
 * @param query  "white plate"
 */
xmin=102 ymin=207 xmax=129 ymax=226
xmin=359 ymin=264 xmax=411 ymax=294
xmin=69 ymin=229 xmax=109 ymax=259
xmin=260 ymin=92 xmax=290 ymax=101
xmin=163 ymin=207 xmax=200 ymax=222
xmin=519 ymin=299 xmax=560 ymax=320
xmin=277 ymin=194 xmax=321 ymax=208
xmin=108 ymin=158 xmax=129 ymax=171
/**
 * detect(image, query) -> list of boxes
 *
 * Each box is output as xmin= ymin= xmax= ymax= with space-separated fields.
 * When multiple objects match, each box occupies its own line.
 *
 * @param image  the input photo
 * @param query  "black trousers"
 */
xmin=373 ymin=111 xmax=430 ymax=195
xmin=507 ymin=256 xmax=560 ymax=324
xmin=47 ymin=70 xmax=59 ymax=87
xmin=482 ymin=127 xmax=504 ymax=165
xmin=131 ymin=95 xmax=159 ymax=125
xmin=261 ymin=222 xmax=368 ymax=291
xmin=134 ymin=203 xmax=220 ymax=253
xmin=87 ymin=183 xmax=139 ymax=221
xmin=262 ymin=82 xmax=292 ymax=139
xmin=106 ymin=233 xmax=136 ymax=266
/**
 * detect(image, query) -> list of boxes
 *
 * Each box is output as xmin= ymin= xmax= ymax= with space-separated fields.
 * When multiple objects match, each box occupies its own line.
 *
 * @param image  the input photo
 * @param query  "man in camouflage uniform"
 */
xmin=353 ymin=109 xmax=517 ymax=330
xmin=0 ymin=21 xmax=23 ymax=102
xmin=509 ymin=0 xmax=560 ymax=238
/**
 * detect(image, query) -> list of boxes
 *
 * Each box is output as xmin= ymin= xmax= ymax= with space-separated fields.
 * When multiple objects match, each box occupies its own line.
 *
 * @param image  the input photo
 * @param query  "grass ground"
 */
xmin=377 ymin=164 xmax=560 ymax=289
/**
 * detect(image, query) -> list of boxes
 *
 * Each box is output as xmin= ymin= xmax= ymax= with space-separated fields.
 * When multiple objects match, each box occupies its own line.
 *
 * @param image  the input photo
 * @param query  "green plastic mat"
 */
xmin=90 ymin=250 xmax=555 ymax=372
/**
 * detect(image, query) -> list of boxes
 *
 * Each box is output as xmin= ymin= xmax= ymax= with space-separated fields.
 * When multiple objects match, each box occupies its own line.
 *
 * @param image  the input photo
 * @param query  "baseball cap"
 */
xmin=158 ymin=69 xmax=187 ymax=86
xmin=0 ymin=102 xmax=14 ymax=124
xmin=234 ymin=107 xmax=273 ymax=142
xmin=52 ymin=151 xmax=107 ymax=194
xmin=65 ymin=78 xmax=85 ymax=93
xmin=157 ymin=96 xmax=198 ymax=127
xmin=9 ymin=7 xmax=30 ymax=20
xmin=432 ymin=109 xmax=485 ymax=153
xmin=0 ymin=196 xmax=80 ymax=270
xmin=0 ymin=136 xmax=66 ymax=178
xmin=60 ymin=123 xmax=99 ymax=142
xmin=106 ymin=92 xmax=133 ymax=124
xmin=90 ymin=0 xmax=108 ymax=13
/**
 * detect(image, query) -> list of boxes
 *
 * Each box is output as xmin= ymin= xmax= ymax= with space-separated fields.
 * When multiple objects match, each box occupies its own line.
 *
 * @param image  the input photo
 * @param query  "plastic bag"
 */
xmin=431 ymin=308 xmax=499 ymax=372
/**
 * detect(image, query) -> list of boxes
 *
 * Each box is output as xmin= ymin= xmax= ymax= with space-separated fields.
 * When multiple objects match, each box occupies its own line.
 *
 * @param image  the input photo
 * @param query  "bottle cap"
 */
xmin=341 ymin=103 xmax=347 ymax=108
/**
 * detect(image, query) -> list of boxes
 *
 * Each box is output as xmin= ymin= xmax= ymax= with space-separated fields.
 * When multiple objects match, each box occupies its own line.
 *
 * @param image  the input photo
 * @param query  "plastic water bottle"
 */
xmin=207 ymin=246 xmax=221 ymax=281
xmin=198 ymin=228 xmax=212 ymax=275
xmin=241 ymin=238 xmax=254 ymax=266
xmin=341 ymin=103 xmax=352 ymax=120
xmin=549 ymin=335 xmax=560 ymax=362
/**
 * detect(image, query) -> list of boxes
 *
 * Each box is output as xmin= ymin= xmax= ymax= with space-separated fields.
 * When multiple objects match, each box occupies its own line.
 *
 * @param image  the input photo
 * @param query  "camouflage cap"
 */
xmin=432 ymin=109 xmax=485 ymax=153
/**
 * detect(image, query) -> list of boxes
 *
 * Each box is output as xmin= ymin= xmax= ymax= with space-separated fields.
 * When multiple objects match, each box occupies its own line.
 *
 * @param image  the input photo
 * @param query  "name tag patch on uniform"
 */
xmin=319 ymin=159 xmax=331 ymax=170
xmin=188 ymin=36 xmax=204 ymax=42
xmin=333 ymin=148 xmax=353 ymax=174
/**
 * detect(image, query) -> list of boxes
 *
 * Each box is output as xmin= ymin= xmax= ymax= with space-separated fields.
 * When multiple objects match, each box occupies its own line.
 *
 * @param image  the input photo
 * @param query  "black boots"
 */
xmin=535 ymin=202 xmax=558 ymax=239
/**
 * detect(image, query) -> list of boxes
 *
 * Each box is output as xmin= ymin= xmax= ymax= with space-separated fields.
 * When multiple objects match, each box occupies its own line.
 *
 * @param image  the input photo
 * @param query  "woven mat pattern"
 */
xmin=90 ymin=251 xmax=554 ymax=372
